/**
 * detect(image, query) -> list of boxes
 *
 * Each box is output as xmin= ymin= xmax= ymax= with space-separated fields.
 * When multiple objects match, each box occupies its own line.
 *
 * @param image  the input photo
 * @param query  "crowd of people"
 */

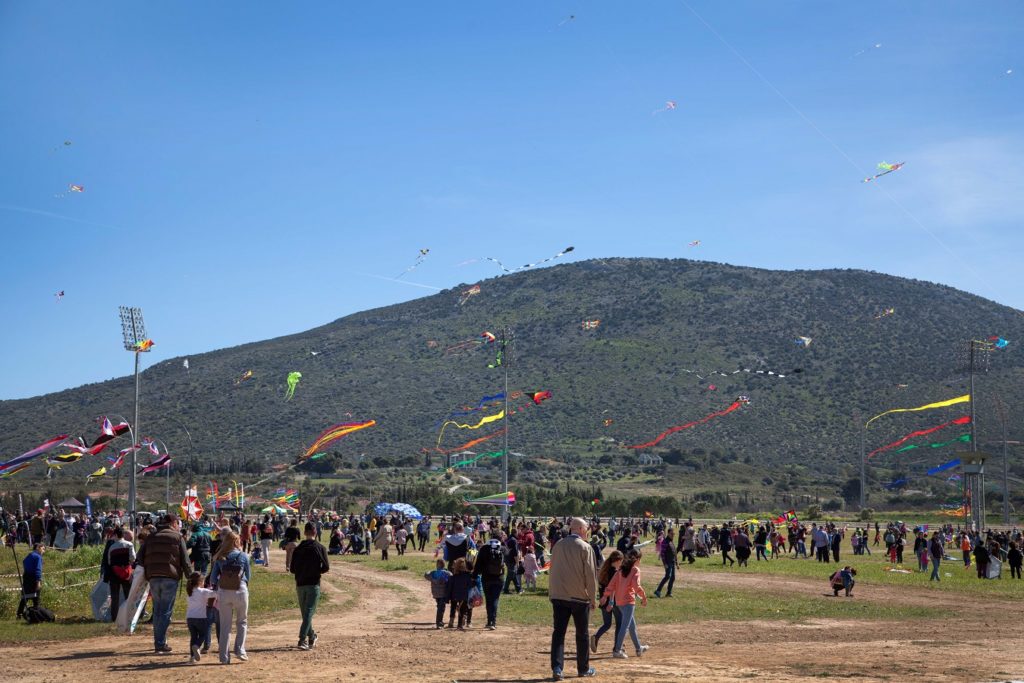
xmin=3 ymin=505 xmax=1022 ymax=678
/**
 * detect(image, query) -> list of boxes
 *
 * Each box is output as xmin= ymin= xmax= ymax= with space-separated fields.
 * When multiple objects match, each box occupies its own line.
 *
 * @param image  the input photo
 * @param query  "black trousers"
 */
xmin=17 ymin=578 xmax=40 ymax=617
xmin=109 ymin=577 xmax=130 ymax=621
xmin=550 ymin=599 xmax=590 ymax=676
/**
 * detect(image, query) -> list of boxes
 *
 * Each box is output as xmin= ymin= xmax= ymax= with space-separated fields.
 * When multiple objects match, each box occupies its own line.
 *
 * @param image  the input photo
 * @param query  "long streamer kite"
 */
xmin=448 ymin=450 xmax=506 ymax=469
xmin=235 ymin=370 xmax=254 ymax=385
xmin=458 ymin=284 xmax=481 ymax=306
xmin=436 ymin=428 xmax=507 ymax=455
xmin=927 ymin=458 xmax=961 ymax=476
xmin=86 ymin=466 xmax=107 ymax=482
xmin=867 ymin=416 xmax=970 ymax=458
xmin=464 ymin=491 xmax=516 ymax=507
xmin=445 ymin=331 xmax=496 ymax=355
xmin=862 ymin=161 xmax=904 ymax=183
xmin=396 ymin=248 xmax=430 ymax=278
xmin=865 ymin=394 xmax=970 ymax=426
xmin=0 ymin=462 xmax=32 ymax=478
xmin=681 ymin=367 xmax=802 ymax=380
xmin=437 ymin=411 xmax=505 ymax=448
xmin=300 ymin=420 xmax=376 ymax=461
xmin=437 ymin=392 xmax=505 ymax=424
xmin=484 ymin=246 xmax=574 ymax=274
xmin=0 ymin=434 xmax=70 ymax=473
xmin=894 ymin=433 xmax=971 ymax=454
xmin=626 ymin=400 xmax=744 ymax=450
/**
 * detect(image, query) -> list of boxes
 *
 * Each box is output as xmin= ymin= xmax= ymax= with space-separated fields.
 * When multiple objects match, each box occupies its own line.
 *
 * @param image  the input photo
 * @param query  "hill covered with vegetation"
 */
xmin=2 ymin=259 xmax=1022 ymax=513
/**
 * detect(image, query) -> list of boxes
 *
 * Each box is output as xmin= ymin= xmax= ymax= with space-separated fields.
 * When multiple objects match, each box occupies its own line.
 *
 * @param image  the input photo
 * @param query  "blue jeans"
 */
xmin=930 ymin=556 xmax=941 ymax=581
xmin=149 ymin=578 xmax=179 ymax=649
xmin=503 ymin=567 xmax=522 ymax=593
xmin=483 ymin=578 xmax=503 ymax=626
xmin=613 ymin=604 xmax=642 ymax=653
xmin=205 ymin=606 xmax=220 ymax=649
xmin=656 ymin=562 xmax=675 ymax=596
xmin=593 ymin=602 xmax=620 ymax=646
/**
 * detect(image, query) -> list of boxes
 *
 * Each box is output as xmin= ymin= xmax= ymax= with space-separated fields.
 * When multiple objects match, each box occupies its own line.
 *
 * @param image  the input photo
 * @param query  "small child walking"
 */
xmin=424 ymin=559 xmax=452 ymax=628
xmin=522 ymin=549 xmax=540 ymax=590
xmin=445 ymin=557 xmax=472 ymax=630
xmin=185 ymin=572 xmax=217 ymax=663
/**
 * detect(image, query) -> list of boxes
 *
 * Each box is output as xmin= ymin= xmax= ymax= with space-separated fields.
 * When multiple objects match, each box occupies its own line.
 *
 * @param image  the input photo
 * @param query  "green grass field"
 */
xmin=337 ymin=551 xmax=940 ymax=624
xmin=0 ymin=544 xmax=333 ymax=643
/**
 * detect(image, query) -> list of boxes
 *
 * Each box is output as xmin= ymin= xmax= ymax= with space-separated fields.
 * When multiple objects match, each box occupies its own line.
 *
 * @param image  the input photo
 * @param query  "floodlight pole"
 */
xmin=130 ymin=350 xmax=141 ymax=527
xmin=502 ymin=327 xmax=510 ymax=524
xmin=857 ymin=411 xmax=866 ymax=511
xmin=119 ymin=306 xmax=148 ymax=530
xmin=994 ymin=397 xmax=1009 ymax=526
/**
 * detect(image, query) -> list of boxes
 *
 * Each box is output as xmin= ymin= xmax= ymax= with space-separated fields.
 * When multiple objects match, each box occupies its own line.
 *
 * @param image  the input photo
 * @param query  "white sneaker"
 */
xmin=636 ymin=645 xmax=650 ymax=657
xmin=612 ymin=650 xmax=628 ymax=659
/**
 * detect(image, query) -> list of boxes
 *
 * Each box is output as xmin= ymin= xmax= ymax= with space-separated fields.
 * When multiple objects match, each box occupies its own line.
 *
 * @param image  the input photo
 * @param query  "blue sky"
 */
xmin=1 ymin=1 xmax=1021 ymax=400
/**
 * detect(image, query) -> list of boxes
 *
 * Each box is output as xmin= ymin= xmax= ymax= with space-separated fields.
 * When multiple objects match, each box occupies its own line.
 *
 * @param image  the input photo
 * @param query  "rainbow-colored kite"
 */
xmin=464 ymin=491 xmax=516 ymax=507
xmin=300 ymin=420 xmax=376 ymax=461
xmin=868 ymin=416 xmax=971 ymax=458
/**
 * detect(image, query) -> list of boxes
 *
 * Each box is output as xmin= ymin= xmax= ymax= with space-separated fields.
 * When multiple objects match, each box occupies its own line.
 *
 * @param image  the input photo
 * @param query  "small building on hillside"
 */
xmin=638 ymin=453 xmax=663 ymax=466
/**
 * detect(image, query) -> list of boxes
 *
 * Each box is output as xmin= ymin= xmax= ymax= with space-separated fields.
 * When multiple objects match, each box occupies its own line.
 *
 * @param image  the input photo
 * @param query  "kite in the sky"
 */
xmin=484 ymin=246 xmax=574 ymax=274
xmin=556 ymin=15 xmax=575 ymax=28
xmin=435 ymin=428 xmax=506 ymax=455
xmin=852 ymin=43 xmax=882 ymax=57
xmin=138 ymin=454 xmax=171 ymax=475
xmin=874 ymin=307 xmax=895 ymax=319
xmin=0 ymin=434 xmax=70 ymax=474
xmin=0 ymin=462 xmax=32 ymax=478
xmin=54 ymin=290 xmax=64 ymax=302
xmin=603 ymin=419 xmax=614 ymax=427
xmin=867 ymin=416 xmax=971 ymax=458
xmin=458 ymin=284 xmax=481 ymax=306
xmin=437 ymin=410 xmax=506 ymax=447
xmin=235 ymin=370 xmax=254 ymax=385
xmin=396 ymin=248 xmax=430 ymax=278
xmin=527 ymin=391 xmax=552 ymax=405
xmin=894 ymin=433 xmax=971 ymax=454
xmin=862 ymin=161 xmax=904 ymax=183
xmin=445 ymin=331 xmax=496 ymax=355
xmin=183 ymin=359 xmax=190 ymax=374
xmin=135 ymin=339 xmax=154 ymax=352
xmin=865 ymin=394 xmax=970 ymax=426
xmin=927 ymin=458 xmax=962 ymax=476
xmin=86 ymin=466 xmax=107 ymax=482
xmin=653 ymin=101 xmax=677 ymax=115
xmin=284 ymin=371 xmax=302 ymax=400
xmin=707 ymin=384 xmax=717 ymax=391
xmin=464 ymin=491 xmax=516 ymax=507
xmin=581 ymin=320 xmax=601 ymax=330
xmin=626 ymin=400 xmax=744 ymax=450
xmin=70 ymin=184 xmax=84 ymax=192
xmin=687 ymin=240 xmax=700 ymax=248
xmin=794 ymin=336 xmax=813 ymax=347
xmin=300 ymin=420 xmax=376 ymax=461
xmin=448 ymin=449 xmax=506 ymax=470
xmin=988 ymin=336 xmax=1009 ymax=349
xmin=681 ymin=366 xmax=803 ymax=380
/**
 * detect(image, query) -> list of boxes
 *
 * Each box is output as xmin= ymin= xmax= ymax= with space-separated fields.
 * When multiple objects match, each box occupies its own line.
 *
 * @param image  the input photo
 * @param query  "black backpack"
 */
xmin=24 ymin=606 xmax=55 ymax=624
xmin=481 ymin=545 xmax=504 ymax=576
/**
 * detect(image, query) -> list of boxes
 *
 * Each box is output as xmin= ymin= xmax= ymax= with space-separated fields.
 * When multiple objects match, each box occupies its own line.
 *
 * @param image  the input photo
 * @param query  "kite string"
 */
xmin=677 ymin=0 xmax=986 ymax=286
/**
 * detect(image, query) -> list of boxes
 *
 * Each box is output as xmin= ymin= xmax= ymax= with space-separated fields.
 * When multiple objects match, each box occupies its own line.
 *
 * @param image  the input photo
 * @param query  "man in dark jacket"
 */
xmin=290 ymin=522 xmax=329 ymax=650
xmin=136 ymin=512 xmax=189 ymax=654
xmin=472 ymin=533 xmax=507 ymax=630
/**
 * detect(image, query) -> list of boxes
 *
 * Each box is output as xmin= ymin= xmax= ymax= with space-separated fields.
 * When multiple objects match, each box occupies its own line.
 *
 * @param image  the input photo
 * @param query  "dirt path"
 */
xmin=5 ymin=548 xmax=1024 ymax=682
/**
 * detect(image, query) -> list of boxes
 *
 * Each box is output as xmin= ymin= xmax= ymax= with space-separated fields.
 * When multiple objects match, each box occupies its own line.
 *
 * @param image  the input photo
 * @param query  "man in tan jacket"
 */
xmin=548 ymin=517 xmax=597 ymax=680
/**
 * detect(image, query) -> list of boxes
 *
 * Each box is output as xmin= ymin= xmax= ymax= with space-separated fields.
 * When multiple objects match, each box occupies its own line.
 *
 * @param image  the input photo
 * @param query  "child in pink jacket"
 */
xmin=602 ymin=548 xmax=649 ymax=658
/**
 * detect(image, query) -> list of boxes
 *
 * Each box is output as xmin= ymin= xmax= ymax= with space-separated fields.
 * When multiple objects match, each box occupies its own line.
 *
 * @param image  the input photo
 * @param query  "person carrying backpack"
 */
xmin=472 ymin=533 xmax=508 ymax=630
xmin=16 ymin=543 xmax=45 ymax=620
xmin=211 ymin=529 xmax=252 ymax=664
xmin=104 ymin=527 xmax=136 ymax=622
xmin=290 ymin=522 xmax=329 ymax=651
xmin=188 ymin=525 xmax=212 ymax=576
